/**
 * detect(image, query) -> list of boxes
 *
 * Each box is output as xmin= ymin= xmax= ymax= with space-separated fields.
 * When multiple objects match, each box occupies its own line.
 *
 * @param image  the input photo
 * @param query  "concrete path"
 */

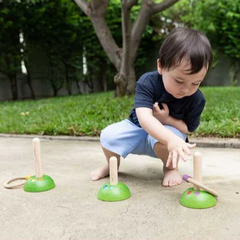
xmin=0 ymin=137 xmax=240 ymax=240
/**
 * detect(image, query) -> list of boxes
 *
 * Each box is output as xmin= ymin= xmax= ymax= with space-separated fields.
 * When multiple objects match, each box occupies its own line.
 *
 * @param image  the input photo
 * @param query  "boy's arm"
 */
xmin=153 ymin=102 xmax=190 ymax=134
xmin=163 ymin=116 xmax=190 ymax=134
xmin=136 ymin=107 xmax=196 ymax=168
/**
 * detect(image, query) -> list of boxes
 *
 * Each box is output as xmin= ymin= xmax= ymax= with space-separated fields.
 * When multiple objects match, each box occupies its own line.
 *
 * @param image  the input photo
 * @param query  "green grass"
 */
xmin=0 ymin=92 xmax=133 ymax=136
xmin=0 ymin=87 xmax=239 ymax=138
xmin=197 ymin=87 xmax=240 ymax=138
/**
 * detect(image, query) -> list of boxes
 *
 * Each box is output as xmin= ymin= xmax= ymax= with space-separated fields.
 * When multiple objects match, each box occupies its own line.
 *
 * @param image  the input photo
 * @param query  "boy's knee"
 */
xmin=154 ymin=141 xmax=166 ymax=151
xmin=100 ymin=126 xmax=115 ymax=145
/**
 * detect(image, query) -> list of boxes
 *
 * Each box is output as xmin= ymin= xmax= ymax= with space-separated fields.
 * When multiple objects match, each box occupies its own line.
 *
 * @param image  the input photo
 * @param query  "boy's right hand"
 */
xmin=166 ymin=136 xmax=196 ymax=168
xmin=153 ymin=102 xmax=169 ymax=124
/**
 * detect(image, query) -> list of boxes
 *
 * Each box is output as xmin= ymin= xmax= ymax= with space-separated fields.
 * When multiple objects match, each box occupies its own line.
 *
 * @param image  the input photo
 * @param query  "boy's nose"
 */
xmin=180 ymin=87 xmax=189 ymax=93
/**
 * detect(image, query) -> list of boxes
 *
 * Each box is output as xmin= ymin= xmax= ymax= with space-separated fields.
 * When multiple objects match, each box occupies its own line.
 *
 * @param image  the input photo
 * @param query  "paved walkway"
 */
xmin=0 ymin=136 xmax=240 ymax=240
xmin=1 ymin=133 xmax=240 ymax=148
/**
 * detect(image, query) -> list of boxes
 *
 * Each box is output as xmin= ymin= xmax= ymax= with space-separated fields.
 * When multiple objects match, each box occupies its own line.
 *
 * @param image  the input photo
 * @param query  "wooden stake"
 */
xmin=193 ymin=152 xmax=202 ymax=191
xmin=109 ymin=156 xmax=118 ymax=185
xmin=33 ymin=138 xmax=43 ymax=178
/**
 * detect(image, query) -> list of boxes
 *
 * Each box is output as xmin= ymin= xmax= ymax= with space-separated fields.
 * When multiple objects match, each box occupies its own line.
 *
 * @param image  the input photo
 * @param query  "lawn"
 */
xmin=0 ymin=87 xmax=239 ymax=138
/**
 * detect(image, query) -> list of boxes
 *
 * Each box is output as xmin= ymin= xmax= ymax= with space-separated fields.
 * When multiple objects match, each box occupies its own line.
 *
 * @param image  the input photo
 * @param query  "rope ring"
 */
xmin=3 ymin=175 xmax=31 ymax=189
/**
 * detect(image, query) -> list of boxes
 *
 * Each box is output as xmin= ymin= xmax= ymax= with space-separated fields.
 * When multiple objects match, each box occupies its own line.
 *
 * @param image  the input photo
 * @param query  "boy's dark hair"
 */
xmin=159 ymin=28 xmax=213 ymax=74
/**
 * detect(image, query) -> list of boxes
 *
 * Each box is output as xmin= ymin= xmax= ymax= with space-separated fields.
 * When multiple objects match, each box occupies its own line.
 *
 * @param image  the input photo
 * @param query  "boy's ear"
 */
xmin=157 ymin=59 xmax=162 ymax=74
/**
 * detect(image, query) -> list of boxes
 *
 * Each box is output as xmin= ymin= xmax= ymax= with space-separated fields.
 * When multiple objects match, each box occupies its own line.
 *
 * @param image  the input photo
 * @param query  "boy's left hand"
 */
xmin=153 ymin=102 xmax=169 ymax=124
xmin=166 ymin=136 xmax=196 ymax=168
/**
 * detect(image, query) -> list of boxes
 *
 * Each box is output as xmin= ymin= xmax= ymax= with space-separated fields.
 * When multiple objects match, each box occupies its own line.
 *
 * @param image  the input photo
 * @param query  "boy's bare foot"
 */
xmin=91 ymin=165 xmax=109 ymax=181
xmin=162 ymin=167 xmax=182 ymax=187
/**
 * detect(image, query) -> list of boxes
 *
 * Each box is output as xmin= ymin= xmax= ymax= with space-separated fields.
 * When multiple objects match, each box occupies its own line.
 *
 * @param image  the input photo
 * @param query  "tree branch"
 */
xmin=121 ymin=0 xmax=132 ymax=76
xmin=152 ymin=0 xmax=181 ymax=14
xmin=72 ymin=0 xmax=90 ymax=15
xmin=90 ymin=15 xmax=121 ymax=71
xmin=126 ymin=0 xmax=138 ymax=9
xmin=92 ymin=0 xmax=110 ymax=11
xmin=73 ymin=0 xmax=121 ymax=70
xmin=130 ymin=3 xmax=151 ymax=63
xmin=130 ymin=0 xmax=180 ymax=64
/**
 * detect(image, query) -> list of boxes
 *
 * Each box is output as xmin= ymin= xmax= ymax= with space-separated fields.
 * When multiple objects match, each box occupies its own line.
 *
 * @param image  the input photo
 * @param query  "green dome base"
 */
xmin=24 ymin=175 xmax=55 ymax=192
xmin=180 ymin=187 xmax=217 ymax=209
xmin=98 ymin=181 xmax=131 ymax=202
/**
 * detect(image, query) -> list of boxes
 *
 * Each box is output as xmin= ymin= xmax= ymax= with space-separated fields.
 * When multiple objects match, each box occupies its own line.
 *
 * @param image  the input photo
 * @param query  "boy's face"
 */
xmin=157 ymin=60 xmax=207 ymax=99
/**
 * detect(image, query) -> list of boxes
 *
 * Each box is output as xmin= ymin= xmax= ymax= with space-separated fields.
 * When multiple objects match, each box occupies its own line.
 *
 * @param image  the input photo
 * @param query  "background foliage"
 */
xmin=0 ymin=0 xmax=239 ymax=137
xmin=0 ymin=87 xmax=239 ymax=138
xmin=0 ymin=0 xmax=162 ymax=100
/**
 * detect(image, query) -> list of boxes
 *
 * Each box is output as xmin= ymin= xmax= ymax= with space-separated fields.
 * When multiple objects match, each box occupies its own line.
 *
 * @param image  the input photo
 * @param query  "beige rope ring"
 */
xmin=3 ymin=175 xmax=31 ymax=189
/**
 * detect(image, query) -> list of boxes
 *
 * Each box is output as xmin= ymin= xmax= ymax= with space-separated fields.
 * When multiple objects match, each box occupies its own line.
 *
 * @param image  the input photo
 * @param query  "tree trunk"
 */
xmin=49 ymin=62 xmax=58 ymax=97
xmin=113 ymin=65 xmax=136 ymax=96
xmin=113 ymin=0 xmax=137 ymax=96
xmin=86 ymin=75 xmax=94 ymax=93
xmin=113 ymin=73 xmax=127 ymax=97
xmin=48 ymin=57 xmax=64 ymax=97
xmin=126 ymin=65 xmax=136 ymax=94
xmin=24 ymin=60 xmax=35 ymax=99
xmin=75 ymin=79 xmax=82 ymax=94
xmin=73 ymin=0 xmax=180 ymax=96
xmin=9 ymin=74 xmax=18 ymax=101
xmin=230 ymin=61 xmax=239 ymax=86
xmin=65 ymin=65 xmax=72 ymax=95
xmin=53 ymin=88 xmax=58 ymax=97
xmin=99 ymin=57 xmax=107 ymax=92
xmin=26 ymin=72 xmax=35 ymax=99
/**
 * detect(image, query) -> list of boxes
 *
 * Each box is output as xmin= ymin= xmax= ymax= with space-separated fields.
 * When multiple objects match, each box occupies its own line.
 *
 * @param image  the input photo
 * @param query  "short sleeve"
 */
xmin=134 ymin=81 xmax=155 ymax=110
xmin=184 ymin=99 xmax=206 ymax=132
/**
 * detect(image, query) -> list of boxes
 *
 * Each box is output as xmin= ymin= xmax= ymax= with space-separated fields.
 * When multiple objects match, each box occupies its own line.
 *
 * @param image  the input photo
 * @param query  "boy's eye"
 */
xmin=175 ymin=79 xmax=183 ymax=84
xmin=192 ymin=83 xmax=200 ymax=86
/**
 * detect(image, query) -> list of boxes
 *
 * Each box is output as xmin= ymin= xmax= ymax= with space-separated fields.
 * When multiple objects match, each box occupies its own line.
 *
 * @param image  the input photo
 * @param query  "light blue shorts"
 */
xmin=100 ymin=119 xmax=187 ymax=158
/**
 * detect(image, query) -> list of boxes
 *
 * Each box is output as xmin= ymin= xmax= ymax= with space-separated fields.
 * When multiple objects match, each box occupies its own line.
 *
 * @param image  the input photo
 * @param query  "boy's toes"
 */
xmin=162 ymin=178 xmax=169 ymax=187
xmin=91 ymin=174 xmax=99 ymax=181
xmin=169 ymin=180 xmax=179 ymax=187
xmin=162 ymin=169 xmax=182 ymax=187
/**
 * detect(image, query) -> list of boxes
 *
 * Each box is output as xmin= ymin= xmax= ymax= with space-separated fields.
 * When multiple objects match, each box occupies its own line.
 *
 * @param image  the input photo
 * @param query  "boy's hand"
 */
xmin=166 ymin=136 xmax=196 ymax=168
xmin=153 ymin=102 xmax=169 ymax=124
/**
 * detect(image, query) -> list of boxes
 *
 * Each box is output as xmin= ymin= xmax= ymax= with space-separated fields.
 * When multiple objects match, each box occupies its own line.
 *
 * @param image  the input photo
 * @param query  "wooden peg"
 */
xmin=193 ymin=152 xmax=202 ymax=191
xmin=109 ymin=156 xmax=118 ymax=185
xmin=183 ymin=175 xmax=219 ymax=197
xmin=33 ymin=138 xmax=43 ymax=178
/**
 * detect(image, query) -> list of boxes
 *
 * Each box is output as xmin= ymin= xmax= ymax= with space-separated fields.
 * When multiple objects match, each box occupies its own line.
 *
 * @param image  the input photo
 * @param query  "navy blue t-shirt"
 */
xmin=129 ymin=71 xmax=205 ymax=132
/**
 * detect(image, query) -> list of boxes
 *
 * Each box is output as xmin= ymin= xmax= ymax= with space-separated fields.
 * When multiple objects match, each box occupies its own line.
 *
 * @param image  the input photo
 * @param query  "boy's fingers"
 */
xmin=183 ymin=146 xmax=191 ymax=155
xmin=177 ymin=147 xmax=186 ymax=162
xmin=172 ymin=151 xmax=178 ymax=168
xmin=153 ymin=102 xmax=160 ymax=111
xmin=182 ymin=143 xmax=195 ymax=155
xmin=166 ymin=152 xmax=172 ymax=167
xmin=187 ymin=143 xmax=196 ymax=149
xmin=153 ymin=102 xmax=158 ymax=107
xmin=161 ymin=103 xmax=167 ymax=109
xmin=179 ymin=157 xmax=184 ymax=162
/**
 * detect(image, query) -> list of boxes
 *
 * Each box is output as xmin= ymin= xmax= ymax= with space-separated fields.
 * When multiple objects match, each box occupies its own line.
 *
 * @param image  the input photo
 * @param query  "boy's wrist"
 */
xmin=160 ymin=126 xmax=177 ymax=145
xmin=162 ymin=116 xmax=170 ymax=125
